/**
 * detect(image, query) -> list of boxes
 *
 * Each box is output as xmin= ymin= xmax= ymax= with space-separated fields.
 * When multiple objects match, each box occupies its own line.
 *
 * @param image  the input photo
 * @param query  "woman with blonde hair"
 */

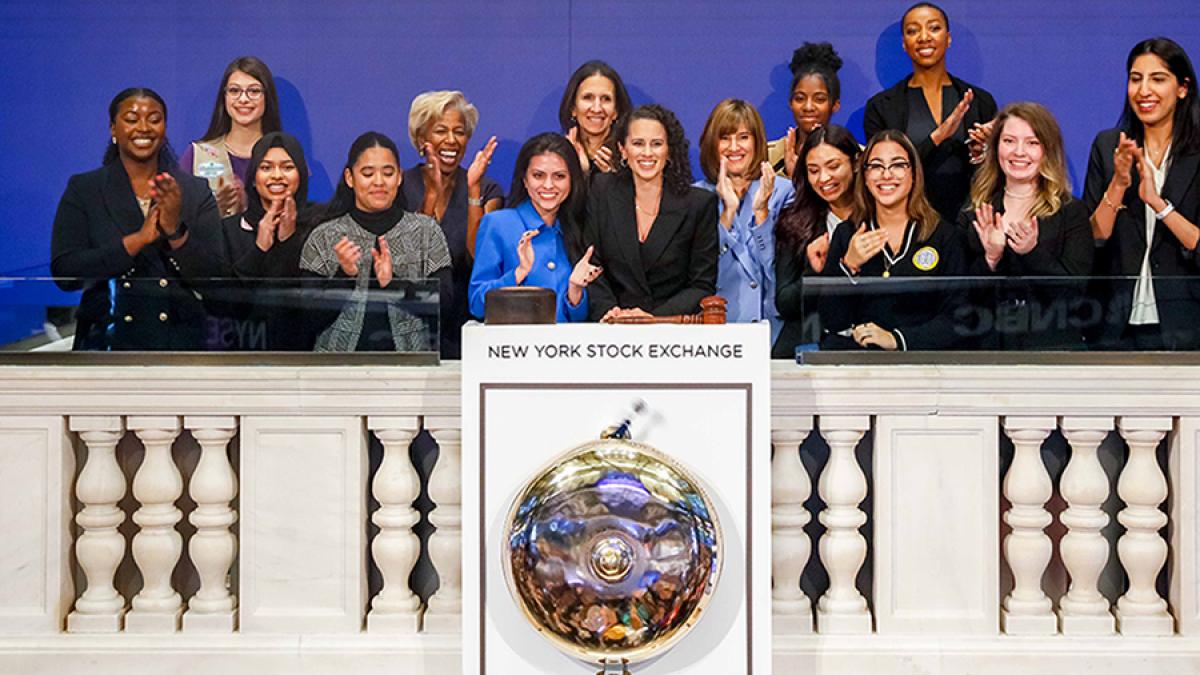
xmin=820 ymin=129 xmax=967 ymax=350
xmin=404 ymin=90 xmax=502 ymax=357
xmin=695 ymin=99 xmax=793 ymax=341
xmin=959 ymin=102 xmax=1092 ymax=349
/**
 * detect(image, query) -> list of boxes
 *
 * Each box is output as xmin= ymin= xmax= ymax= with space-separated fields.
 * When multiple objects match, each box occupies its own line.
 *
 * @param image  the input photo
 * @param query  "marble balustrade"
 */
xmin=1 ymin=362 xmax=1199 ymax=674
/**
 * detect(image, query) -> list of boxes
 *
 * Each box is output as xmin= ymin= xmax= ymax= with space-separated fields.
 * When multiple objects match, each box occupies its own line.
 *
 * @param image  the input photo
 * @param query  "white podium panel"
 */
xmin=463 ymin=324 xmax=771 ymax=675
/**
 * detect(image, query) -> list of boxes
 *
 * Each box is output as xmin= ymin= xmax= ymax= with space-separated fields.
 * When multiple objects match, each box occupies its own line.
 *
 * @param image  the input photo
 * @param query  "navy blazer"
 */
xmin=583 ymin=172 xmax=719 ymax=320
xmin=864 ymin=74 xmax=998 ymax=221
xmin=1083 ymin=128 xmax=1200 ymax=349
xmin=50 ymin=161 xmax=225 ymax=350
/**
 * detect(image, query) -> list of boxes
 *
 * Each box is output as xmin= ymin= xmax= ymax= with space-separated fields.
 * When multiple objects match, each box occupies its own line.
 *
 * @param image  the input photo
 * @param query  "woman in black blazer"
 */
xmin=1085 ymin=37 xmax=1200 ymax=350
xmin=958 ymin=102 xmax=1093 ymax=350
xmin=584 ymin=104 xmax=719 ymax=321
xmin=863 ymin=2 xmax=997 ymax=222
xmin=50 ymin=87 xmax=225 ymax=350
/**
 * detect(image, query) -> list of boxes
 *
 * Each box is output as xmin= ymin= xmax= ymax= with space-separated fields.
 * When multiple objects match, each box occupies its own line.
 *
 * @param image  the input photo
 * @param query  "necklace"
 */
xmin=1145 ymin=141 xmax=1170 ymax=168
xmin=634 ymin=197 xmax=659 ymax=217
xmin=877 ymin=220 xmax=915 ymax=278
xmin=1003 ymin=186 xmax=1036 ymax=199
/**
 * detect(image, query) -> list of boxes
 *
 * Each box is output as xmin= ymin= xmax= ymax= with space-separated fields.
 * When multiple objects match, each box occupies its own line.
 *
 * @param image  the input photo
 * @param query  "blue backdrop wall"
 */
xmin=2 ymin=0 xmax=1199 ymax=279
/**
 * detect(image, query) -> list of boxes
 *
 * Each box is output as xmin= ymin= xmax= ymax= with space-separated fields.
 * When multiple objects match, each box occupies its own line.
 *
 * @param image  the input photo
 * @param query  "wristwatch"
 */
xmin=161 ymin=221 xmax=188 ymax=242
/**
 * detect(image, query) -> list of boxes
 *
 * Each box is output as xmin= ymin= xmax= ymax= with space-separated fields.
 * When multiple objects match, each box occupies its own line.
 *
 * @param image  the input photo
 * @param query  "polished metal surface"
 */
xmin=502 ymin=438 xmax=722 ymax=666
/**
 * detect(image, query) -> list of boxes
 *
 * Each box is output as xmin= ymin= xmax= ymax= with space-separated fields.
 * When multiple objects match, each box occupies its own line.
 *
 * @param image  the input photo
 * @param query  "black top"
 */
xmin=820 ymin=219 xmax=968 ymax=350
xmin=50 ymin=161 xmax=225 ymax=350
xmin=773 ymin=219 xmax=833 ymax=358
xmin=956 ymin=197 xmax=1093 ymax=349
xmin=402 ymin=165 xmax=503 ymax=358
xmin=864 ymin=74 xmax=998 ymax=222
xmin=1083 ymin=127 xmax=1200 ymax=349
xmin=583 ymin=172 xmax=719 ymax=319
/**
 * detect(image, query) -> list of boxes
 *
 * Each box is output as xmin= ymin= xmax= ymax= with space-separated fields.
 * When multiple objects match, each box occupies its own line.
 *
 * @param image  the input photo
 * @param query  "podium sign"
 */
xmin=462 ymin=323 xmax=771 ymax=674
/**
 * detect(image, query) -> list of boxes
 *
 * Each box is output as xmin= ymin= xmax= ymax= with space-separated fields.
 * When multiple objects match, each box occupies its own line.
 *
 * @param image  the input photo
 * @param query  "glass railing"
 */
xmin=0 ymin=277 xmax=440 ymax=359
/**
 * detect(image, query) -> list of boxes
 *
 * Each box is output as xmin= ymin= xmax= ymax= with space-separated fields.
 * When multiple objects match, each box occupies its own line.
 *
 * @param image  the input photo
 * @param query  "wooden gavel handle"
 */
xmin=609 ymin=295 xmax=727 ymax=325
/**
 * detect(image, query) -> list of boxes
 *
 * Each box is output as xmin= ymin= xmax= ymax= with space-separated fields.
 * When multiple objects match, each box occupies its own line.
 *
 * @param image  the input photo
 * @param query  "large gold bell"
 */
xmin=502 ymin=437 xmax=723 ymax=667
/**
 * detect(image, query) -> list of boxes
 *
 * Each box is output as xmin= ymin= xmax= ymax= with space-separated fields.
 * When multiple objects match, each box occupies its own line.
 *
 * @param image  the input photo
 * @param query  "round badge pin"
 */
xmin=913 ymin=246 xmax=939 ymax=271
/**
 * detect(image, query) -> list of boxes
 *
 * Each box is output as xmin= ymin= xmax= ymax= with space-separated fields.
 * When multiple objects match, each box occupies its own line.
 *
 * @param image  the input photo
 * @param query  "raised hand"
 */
xmin=930 ymin=88 xmax=975 ymax=147
xmin=515 ymin=229 xmax=538 ymax=284
xmin=842 ymin=223 xmax=887 ymax=271
xmin=1006 ymin=215 xmax=1039 ymax=255
xmin=256 ymin=197 xmax=283 ymax=251
xmin=1133 ymin=152 xmax=1169 ymax=211
xmin=278 ymin=195 xmax=297 ymax=242
xmin=334 ymin=236 xmax=362 ymax=277
xmin=569 ymin=246 xmax=603 ymax=288
xmin=751 ymin=162 xmax=776 ymax=223
xmin=1112 ymin=131 xmax=1139 ymax=192
xmin=805 ymin=231 xmax=830 ymax=273
xmin=373 ymin=236 xmax=394 ymax=288
xmin=715 ymin=157 xmax=740 ymax=229
xmin=967 ymin=119 xmax=995 ymax=163
xmin=149 ymin=173 xmax=183 ymax=237
xmin=566 ymin=127 xmax=591 ymax=174
xmin=466 ymin=135 xmax=498 ymax=190
xmin=422 ymin=142 xmax=445 ymax=192
xmin=783 ymin=127 xmax=798 ymax=177
xmin=592 ymin=145 xmax=615 ymax=173
xmin=215 ymin=174 xmax=245 ymax=217
xmin=852 ymin=322 xmax=898 ymax=350
xmin=973 ymin=203 xmax=1007 ymax=269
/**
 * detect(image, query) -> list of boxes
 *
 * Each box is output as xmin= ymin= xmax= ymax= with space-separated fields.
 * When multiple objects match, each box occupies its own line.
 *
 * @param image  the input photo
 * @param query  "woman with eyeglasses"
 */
xmin=1085 ymin=37 xmax=1200 ymax=350
xmin=179 ymin=56 xmax=283 ymax=218
xmin=863 ymin=2 xmax=997 ymax=222
xmin=820 ymin=129 xmax=967 ymax=350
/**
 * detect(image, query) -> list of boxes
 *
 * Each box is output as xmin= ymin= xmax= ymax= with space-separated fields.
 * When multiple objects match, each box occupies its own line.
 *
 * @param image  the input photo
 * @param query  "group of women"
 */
xmin=50 ymin=2 xmax=1200 ymax=355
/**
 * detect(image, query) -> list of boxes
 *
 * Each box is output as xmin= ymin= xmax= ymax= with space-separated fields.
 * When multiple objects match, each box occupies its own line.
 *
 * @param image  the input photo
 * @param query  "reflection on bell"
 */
xmin=502 ymin=437 xmax=722 ymax=668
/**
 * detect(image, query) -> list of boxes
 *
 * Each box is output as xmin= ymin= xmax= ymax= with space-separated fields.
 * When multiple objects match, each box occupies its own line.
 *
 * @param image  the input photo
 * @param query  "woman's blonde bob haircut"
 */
xmin=407 ymin=90 xmax=479 ymax=150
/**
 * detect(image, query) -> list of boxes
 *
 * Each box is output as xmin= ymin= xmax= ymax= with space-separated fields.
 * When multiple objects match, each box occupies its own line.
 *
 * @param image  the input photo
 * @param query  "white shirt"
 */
xmin=826 ymin=211 xmax=843 ymax=236
xmin=1129 ymin=146 xmax=1170 ymax=325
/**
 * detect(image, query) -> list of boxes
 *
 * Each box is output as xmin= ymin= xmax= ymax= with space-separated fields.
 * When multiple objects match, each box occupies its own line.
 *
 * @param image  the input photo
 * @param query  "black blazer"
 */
xmin=583 ymin=172 xmax=719 ymax=319
xmin=820 ymin=219 xmax=968 ymax=350
xmin=957 ymin=197 xmax=1093 ymax=349
xmin=773 ymin=222 xmax=832 ymax=358
xmin=864 ymin=74 xmax=998 ymax=221
xmin=50 ymin=161 xmax=225 ymax=350
xmin=1083 ymin=128 xmax=1200 ymax=349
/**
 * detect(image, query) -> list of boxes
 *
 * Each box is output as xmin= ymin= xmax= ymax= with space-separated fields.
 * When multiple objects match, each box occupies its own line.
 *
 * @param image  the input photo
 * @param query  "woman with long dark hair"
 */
xmin=300 ymin=132 xmax=451 ymax=352
xmin=584 ymin=104 xmax=719 ymax=321
xmin=212 ymin=131 xmax=317 ymax=350
xmin=180 ymin=56 xmax=283 ymax=218
xmin=51 ymin=87 xmax=224 ymax=350
xmin=863 ymin=3 xmax=997 ymax=221
xmin=559 ymin=60 xmax=633 ymax=176
xmin=469 ymin=133 xmax=601 ymax=322
xmin=767 ymin=42 xmax=845 ymax=177
xmin=773 ymin=124 xmax=861 ymax=357
xmin=1085 ymin=37 xmax=1200 ymax=349
xmin=820 ymin=130 xmax=967 ymax=350
xmin=961 ymin=102 xmax=1092 ymax=349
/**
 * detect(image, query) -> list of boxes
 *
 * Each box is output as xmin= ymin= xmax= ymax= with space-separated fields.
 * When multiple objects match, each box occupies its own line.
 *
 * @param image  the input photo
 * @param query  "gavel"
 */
xmin=608 ymin=296 xmax=727 ymax=325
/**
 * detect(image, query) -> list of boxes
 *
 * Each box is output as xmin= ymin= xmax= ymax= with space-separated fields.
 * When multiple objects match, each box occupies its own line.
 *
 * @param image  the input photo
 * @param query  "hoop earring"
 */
xmin=619 ymin=157 xmax=627 ymax=168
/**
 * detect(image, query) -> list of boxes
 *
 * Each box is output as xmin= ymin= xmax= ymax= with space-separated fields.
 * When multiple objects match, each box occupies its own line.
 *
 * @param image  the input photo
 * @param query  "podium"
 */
xmin=461 ymin=323 xmax=772 ymax=674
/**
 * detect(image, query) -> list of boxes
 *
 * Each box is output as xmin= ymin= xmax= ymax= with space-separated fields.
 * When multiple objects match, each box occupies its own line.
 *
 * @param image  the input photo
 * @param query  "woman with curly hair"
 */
xmin=583 ymin=104 xmax=719 ymax=321
xmin=767 ymin=42 xmax=845 ymax=177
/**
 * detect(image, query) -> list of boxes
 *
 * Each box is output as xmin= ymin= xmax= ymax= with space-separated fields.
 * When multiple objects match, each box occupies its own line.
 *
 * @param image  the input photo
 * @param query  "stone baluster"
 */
xmin=1114 ymin=417 xmax=1174 ymax=635
xmin=772 ymin=417 xmax=814 ymax=635
xmin=1000 ymin=417 xmax=1057 ymax=634
xmin=815 ymin=415 xmax=872 ymax=634
xmin=1058 ymin=417 xmax=1116 ymax=635
xmin=125 ymin=417 xmax=184 ymax=632
xmin=183 ymin=416 xmax=238 ymax=632
xmin=366 ymin=417 xmax=422 ymax=632
xmin=425 ymin=418 xmax=463 ymax=633
xmin=67 ymin=416 xmax=127 ymax=633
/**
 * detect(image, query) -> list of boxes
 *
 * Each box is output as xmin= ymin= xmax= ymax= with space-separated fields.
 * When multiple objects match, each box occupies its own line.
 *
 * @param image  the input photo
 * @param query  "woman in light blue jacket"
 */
xmin=695 ymin=99 xmax=794 ymax=342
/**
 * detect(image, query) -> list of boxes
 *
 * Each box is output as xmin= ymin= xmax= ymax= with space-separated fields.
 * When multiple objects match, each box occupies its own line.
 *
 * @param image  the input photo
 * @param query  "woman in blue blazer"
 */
xmin=469 ymin=133 xmax=601 ymax=322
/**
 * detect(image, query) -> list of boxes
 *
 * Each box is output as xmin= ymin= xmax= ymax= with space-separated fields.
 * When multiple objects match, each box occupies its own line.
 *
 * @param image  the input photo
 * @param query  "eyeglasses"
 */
xmin=865 ymin=161 xmax=911 ymax=177
xmin=225 ymin=85 xmax=265 ymax=101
